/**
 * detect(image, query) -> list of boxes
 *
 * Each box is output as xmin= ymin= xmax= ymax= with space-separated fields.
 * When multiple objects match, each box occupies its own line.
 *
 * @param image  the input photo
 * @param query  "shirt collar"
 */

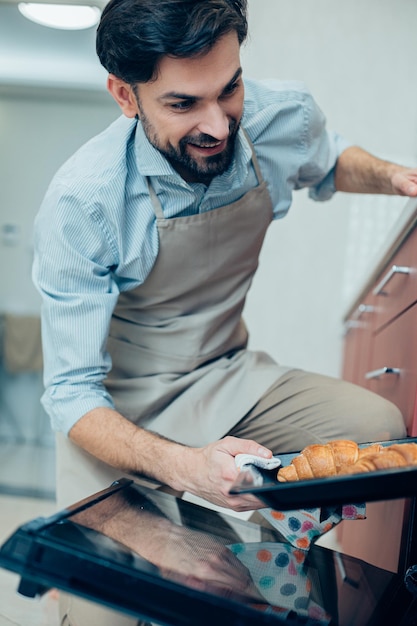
xmin=134 ymin=121 xmax=177 ymax=177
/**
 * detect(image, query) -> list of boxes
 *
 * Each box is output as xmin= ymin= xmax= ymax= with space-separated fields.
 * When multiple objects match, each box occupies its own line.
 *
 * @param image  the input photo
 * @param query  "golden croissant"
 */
xmin=344 ymin=443 xmax=417 ymax=474
xmin=277 ymin=440 xmax=417 ymax=482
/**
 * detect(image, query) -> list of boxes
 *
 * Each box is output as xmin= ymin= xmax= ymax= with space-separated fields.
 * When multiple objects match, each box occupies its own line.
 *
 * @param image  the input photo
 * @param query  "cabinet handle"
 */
xmin=344 ymin=304 xmax=374 ymax=331
xmin=365 ymin=367 xmax=401 ymax=380
xmin=352 ymin=304 xmax=374 ymax=320
xmin=373 ymin=265 xmax=411 ymax=296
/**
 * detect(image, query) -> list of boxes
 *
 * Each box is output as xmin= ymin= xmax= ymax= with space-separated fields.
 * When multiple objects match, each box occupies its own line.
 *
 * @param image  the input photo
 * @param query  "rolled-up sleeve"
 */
xmin=33 ymin=182 xmax=120 ymax=436
xmin=296 ymin=91 xmax=351 ymax=201
xmin=243 ymin=79 xmax=352 ymax=219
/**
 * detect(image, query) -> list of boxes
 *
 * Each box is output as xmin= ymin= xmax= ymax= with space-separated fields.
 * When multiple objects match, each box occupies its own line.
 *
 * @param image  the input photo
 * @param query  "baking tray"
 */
xmin=229 ymin=438 xmax=417 ymax=510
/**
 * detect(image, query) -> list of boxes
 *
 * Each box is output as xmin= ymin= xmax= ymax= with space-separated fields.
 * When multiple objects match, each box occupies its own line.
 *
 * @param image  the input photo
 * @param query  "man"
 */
xmin=33 ymin=1 xmax=416 ymax=623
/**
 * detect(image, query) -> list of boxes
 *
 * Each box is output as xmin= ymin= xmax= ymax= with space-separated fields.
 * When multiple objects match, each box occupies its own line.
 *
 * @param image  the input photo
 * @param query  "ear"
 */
xmin=107 ymin=74 xmax=139 ymax=118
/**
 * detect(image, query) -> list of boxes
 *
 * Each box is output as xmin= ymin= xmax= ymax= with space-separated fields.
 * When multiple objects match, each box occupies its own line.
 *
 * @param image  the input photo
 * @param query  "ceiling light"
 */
xmin=18 ymin=2 xmax=101 ymax=30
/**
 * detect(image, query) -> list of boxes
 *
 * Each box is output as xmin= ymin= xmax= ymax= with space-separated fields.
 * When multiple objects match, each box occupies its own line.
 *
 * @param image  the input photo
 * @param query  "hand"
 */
xmin=391 ymin=167 xmax=417 ymax=196
xmin=174 ymin=436 xmax=273 ymax=511
xmin=70 ymin=410 xmax=271 ymax=511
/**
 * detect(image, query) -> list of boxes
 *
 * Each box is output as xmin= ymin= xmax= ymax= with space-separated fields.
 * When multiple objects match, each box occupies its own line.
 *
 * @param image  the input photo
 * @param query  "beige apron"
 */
xmin=56 ymin=137 xmax=290 ymax=507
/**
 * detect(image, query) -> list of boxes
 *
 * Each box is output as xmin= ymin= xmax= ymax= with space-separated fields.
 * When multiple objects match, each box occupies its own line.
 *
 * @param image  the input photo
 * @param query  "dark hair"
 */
xmin=96 ymin=0 xmax=248 ymax=84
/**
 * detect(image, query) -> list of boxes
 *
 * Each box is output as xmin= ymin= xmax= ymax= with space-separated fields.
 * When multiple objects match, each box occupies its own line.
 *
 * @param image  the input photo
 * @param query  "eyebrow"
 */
xmin=159 ymin=67 xmax=243 ymax=102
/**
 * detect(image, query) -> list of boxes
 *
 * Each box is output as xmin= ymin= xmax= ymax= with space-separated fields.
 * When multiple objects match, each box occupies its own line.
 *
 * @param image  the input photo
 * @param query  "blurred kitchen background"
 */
xmin=0 ymin=0 xmax=417 ymax=501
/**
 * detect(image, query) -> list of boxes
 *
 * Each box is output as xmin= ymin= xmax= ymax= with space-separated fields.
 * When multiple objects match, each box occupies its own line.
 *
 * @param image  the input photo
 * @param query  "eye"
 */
xmin=221 ymin=80 xmax=241 ymax=98
xmin=170 ymin=99 xmax=194 ymax=111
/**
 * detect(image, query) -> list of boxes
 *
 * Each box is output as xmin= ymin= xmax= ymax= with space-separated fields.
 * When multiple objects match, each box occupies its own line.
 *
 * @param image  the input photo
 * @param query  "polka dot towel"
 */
xmin=259 ymin=504 xmax=366 ymax=550
xmin=230 ymin=541 xmax=331 ymax=623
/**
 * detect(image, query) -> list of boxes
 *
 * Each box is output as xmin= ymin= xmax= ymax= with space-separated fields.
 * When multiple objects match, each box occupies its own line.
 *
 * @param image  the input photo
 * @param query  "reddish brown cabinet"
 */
xmin=369 ymin=302 xmax=417 ymax=435
xmin=338 ymin=203 xmax=417 ymax=573
xmin=342 ymin=216 xmax=417 ymax=435
xmin=342 ymin=296 xmax=376 ymax=388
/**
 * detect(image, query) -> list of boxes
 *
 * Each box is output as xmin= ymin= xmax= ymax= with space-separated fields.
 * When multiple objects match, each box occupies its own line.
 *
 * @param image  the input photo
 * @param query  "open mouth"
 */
xmin=187 ymin=139 xmax=227 ymax=157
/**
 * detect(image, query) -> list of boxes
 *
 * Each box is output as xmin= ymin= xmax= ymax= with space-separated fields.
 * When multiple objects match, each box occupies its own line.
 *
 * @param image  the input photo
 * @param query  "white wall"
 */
xmin=242 ymin=0 xmax=417 ymax=377
xmin=1 ymin=0 xmax=417 ymax=382
xmin=0 ymin=87 xmax=119 ymax=314
xmin=0 ymin=88 xmax=118 ymax=445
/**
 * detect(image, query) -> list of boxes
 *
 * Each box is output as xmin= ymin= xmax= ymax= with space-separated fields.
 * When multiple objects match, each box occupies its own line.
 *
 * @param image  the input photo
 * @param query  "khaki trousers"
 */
xmin=59 ymin=369 xmax=405 ymax=626
xmin=229 ymin=368 xmax=406 ymax=448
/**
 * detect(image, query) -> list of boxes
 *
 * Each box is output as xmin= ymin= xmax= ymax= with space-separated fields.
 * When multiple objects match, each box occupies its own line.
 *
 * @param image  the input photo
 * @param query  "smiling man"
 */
xmin=107 ymin=34 xmax=244 ymax=185
xmin=32 ymin=1 xmax=417 ymax=624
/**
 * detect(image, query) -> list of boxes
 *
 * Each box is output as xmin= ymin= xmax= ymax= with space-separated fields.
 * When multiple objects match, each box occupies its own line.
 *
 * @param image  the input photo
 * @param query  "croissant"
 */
xmin=344 ymin=443 xmax=417 ymax=475
xmin=276 ymin=440 xmax=417 ymax=482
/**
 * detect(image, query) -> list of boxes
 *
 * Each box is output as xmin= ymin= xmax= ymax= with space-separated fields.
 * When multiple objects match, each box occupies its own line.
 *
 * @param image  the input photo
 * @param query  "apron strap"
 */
xmin=146 ymin=176 xmax=165 ymax=220
xmin=241 ymin=127 xmax=264 ymax=186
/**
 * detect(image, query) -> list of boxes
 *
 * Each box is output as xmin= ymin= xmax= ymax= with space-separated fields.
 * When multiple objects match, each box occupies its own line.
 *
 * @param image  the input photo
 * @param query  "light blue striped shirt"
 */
xmin=33 ymin=78 xmax=350 ymax=435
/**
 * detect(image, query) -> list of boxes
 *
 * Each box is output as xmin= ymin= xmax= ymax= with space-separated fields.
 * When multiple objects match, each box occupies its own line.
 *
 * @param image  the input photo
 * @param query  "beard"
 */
xmin=139 ymin=112 xmax=240 ymax=184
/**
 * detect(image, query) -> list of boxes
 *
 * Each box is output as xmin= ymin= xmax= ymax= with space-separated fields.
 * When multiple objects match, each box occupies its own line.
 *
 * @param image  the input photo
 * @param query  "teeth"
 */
xmin=193 ymin=141 xmax=221 ymax=148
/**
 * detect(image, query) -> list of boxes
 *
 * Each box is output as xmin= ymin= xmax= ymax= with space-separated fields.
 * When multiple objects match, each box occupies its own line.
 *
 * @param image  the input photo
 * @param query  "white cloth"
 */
xmin=235 ymin=453 xmax=282 ymax=486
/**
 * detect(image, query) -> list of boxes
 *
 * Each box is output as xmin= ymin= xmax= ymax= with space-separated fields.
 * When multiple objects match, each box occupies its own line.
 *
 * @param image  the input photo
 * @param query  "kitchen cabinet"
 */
xmin=342 ymin=209 xmax=417 ymax=435
xmin=341 ymin=296 xmax=375 ymax=388
xmin=370 ymin=225 xmax=417 ymax=331
xmin=338 ymin=200 xmax=417 ymax=573
xmin=368 ymin=302 xmax=417 ymax=435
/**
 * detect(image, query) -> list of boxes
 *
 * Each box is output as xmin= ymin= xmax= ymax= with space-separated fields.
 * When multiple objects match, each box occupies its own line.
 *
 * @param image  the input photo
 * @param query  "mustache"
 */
xmin=183 ymin=133 xmax=223 ymax=146
xmin=182 ymin=120 xmax=240 ymax=147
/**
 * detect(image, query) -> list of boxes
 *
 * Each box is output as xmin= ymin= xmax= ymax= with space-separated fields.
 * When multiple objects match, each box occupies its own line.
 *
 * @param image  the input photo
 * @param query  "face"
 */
xmin=108 ymin=32 xmax=244 ymax=184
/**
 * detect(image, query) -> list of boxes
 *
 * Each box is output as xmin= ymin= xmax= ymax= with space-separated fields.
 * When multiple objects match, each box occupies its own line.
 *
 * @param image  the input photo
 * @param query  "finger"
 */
xmin=220 ymin=435 xmax=273 ymax=459
xmin=407 ymin=182 xmax=417 ymax=196
xmin=401 ymin=180 xmax=417 ymax=196
xmin=392 ymin=172 xmax=417 ymax=196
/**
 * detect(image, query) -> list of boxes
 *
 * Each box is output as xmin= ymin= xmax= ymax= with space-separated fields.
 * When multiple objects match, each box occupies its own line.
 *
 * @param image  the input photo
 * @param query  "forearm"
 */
xmin=69 ymin=406 xmax=272 ymax=511
xmin=69 ymin=407 xmax=193 ymax=492
xmin=334 ymin=146 xmax=412 ymax=195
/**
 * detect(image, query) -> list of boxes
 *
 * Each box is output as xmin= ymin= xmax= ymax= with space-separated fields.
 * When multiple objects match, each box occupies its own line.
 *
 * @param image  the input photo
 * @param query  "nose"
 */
xmin=197 ymin=103 xmax=230 ymax=141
